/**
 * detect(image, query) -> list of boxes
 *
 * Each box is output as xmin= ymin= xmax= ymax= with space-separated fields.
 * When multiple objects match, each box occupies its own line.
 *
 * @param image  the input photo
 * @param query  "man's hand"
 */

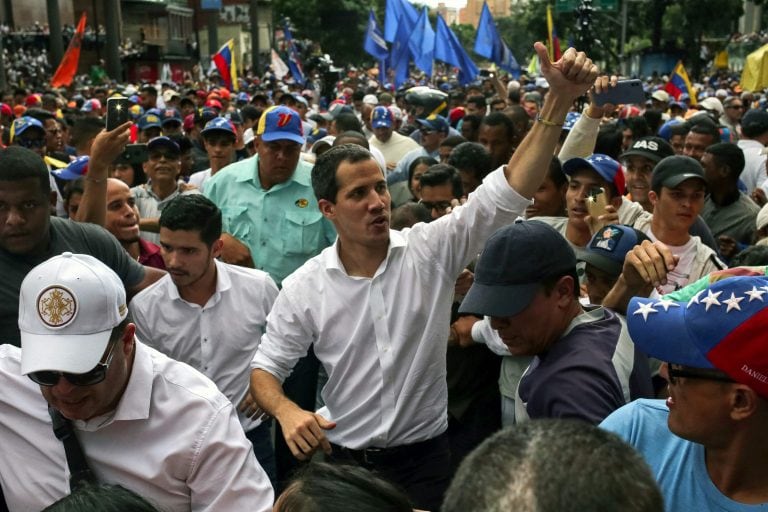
xmin=534 ymin=42 xmax=600 ymax=103
xmin=623 ymin=240 xmax=679 ymax=291
xmin=451 ymin=315 xmax=481 ymax=348
xmin=220 ymin=233 xmax=255 ymax=267
xmin=751 ymin=187 xmax=767 ymax=207
xmin=587 ymin=75 xmax=619 ymax=119
xmin=454 ymin=269 xmax=474 ymax=296
xmin=444 ymin=197 xmax=467 ymax=215
xmin=238 ymin=392 xmax=270 ymax=422
xmin=276 ymin=406 xmax=336 ymax=461
xmin=717 ymin=235 xmax=739 ymax=260
xmin=584 ymin=204 xmax=619 ymax=235
xmin=89 ymin=122 xmax=132 ymax=170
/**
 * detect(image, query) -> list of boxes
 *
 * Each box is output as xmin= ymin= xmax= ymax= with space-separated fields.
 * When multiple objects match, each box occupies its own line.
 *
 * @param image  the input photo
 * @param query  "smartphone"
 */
xmin=106 ymin=97 xmax=131 ymax=131
xmin=586 ymin=186 xmax=608 ymax=230
xmin=592 ymin=79 xmax=645 ymax=106
xmin=119 ymin=143 xmax=148 ymax=165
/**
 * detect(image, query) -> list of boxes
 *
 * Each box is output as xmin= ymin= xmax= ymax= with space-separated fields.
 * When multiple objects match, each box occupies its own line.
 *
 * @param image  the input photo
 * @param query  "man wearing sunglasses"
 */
xmin=0 ymin=252 xmax=274 ymax=511
xmin=601 ymin=275 xmax=768 ymax=510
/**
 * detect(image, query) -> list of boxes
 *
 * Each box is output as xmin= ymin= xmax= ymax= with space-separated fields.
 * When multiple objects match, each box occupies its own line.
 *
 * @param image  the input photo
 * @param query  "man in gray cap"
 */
xmin=459 ymin=221 xmax=652 ymax=425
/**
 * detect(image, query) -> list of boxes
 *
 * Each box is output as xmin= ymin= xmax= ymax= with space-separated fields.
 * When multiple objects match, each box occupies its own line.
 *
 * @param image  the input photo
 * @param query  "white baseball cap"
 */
xmin=19 ymin=253 xmax=128 ymax=375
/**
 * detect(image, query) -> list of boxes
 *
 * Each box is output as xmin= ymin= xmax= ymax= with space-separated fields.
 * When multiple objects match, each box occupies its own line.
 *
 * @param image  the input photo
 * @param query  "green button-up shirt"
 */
xmin=205 ymin=155 xmax=336 ymax=287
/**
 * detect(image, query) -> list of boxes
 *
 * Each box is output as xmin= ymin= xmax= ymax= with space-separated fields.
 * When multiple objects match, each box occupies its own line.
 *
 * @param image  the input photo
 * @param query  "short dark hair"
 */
xmin=312 ymin=144 xmax=376 ymax=203
xmin=467 ymin=94 xmax=486 ymax=109
xmin=480 ymin=112 xmax=516 ymax=140
xmin=731 ymin=245 xmax=768 ymax=266
xmin=418 ymin=163 xmax=463 ymax=199
xmin=669 ymin=123 xmax=690 ymax=139
xmin=706 ymin=142 xmax=745 ymax=180
xmin=140 ymin=85 xmax=158 ymax=96
xmin=70 ymin=117 xmax=105 ymax=150
xmin=25 ymin=108 xmax=56 ymax=123
xmin=334 ymin=113 xmax=363 ymax=133
xmin=461 ymin=113 xmax=483 ymax=128
xmin=333 ymin=131 xmax=369 ymax=149
xmin=442 ymin=420 xmax=663 ymax=512
xmin=159 ymin=195 xmax=222 ymax=246
xmin=42 ymin=482 xmax=160 ymax=512
xmin=448 ymin=142 xmax=491 ymax=182
xmin=595 ymin=123 xmax=623 ymax=160
xmin=240 ymin=105 xmax=261 ymax=124
xmin=541 ymin=269 xmax=580 ymax=298
xmin=391 ymin=202 xmax=431 ymax=229
xmin=0 ymin=146 xmax=51 ymax=194
xmin=275 ymin=463 xmax=412 ymax=512
xmin=688 ymin=118 xmax=720 ymax=143
xmin=351 ymin=90 xmax=366 ymax=102
xmin=548 ymin=156 xmax=567 ymax=188
xmin=440 ymin=134 xmax=467 ymax=149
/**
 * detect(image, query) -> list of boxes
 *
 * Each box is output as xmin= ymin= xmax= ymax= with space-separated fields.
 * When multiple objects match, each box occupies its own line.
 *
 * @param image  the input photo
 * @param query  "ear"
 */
xmin=648 ymin=189 xmax=659 ymax=206
xmin=318 ymin=198 xmax=335 ymax=219
xmin=555 ymin=275 xmax=576 ymax=305
xmin=122 ymin=323 xmax=137 ymax=357
xmin=210 ymin=237 xmax=224 ymax=259
xmin=729 ymin=384 xmax=759 ymax=421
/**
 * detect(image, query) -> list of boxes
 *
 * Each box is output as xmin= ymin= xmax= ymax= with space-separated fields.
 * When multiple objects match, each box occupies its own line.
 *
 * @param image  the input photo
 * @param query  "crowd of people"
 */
xmin=0 ymin=33 xmax=766 ymax=512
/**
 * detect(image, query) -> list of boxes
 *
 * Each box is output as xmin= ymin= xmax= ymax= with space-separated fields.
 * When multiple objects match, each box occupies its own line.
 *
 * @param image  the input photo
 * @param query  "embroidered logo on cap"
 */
xmin=277 ymin=113 xmax=293 ymax=127
xmin=37 ymin=286 xmax=77 ymax=328
xmin=592 ymin=226 xmax=623 ymax=252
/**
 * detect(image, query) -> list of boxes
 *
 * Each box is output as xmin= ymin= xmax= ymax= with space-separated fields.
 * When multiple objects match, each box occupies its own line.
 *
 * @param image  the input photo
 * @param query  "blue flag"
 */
xmin=390 ymin=16 xmax=411 ymax=88
xmin=364 ymin=9 xmax=389 ymax=62
xmin=384 ymin=0 xmax=419 ymax=43
xmin=283 ymin=22 xmax=305 ymax=85
xmin=474 ymin=2 xmax=520 ymax=77
xmin=434 ymin=14 xmax=478 ymax=85
xmin=408 ymin=7 xmax=435 ymax=76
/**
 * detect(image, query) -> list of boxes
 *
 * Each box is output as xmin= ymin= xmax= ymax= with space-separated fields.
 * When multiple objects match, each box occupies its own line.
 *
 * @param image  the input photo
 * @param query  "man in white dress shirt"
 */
xmin=129 ymin=194 xmax=279 ymax=485
xmin=249 ymin=42 xmax=599 ymax=511
xmin=0 ymin=253 xmax=273 ymax=512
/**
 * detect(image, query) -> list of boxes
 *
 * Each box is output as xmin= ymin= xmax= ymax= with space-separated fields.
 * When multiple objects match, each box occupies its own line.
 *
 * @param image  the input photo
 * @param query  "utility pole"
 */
xmin=46 ymin=0 xmax=64 ymax=66
xmin=104 ymin=0 xmax=122 ymax=80
xmin=250 ymin=0 xmax=260 ymax=75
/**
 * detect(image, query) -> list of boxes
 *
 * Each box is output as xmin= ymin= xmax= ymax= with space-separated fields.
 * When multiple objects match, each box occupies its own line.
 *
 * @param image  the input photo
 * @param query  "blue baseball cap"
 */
xmin=53 ymin=155 xmax=90 ymax=181
xmin=160 ymin=108 xmax=182 ymax=126
xmin=416 ymin=115 xmax=449 ymax=134
xmin=563 ymin=154 xmax=626 ymax=196
xmin=628 ymin=275 xmax=768 ymax=398
xmin=371 ymin=106 xmax=393 ymax=129
xmin=576 ymin=224 xmax=649 ymax=276
xmin=257 ymin=105 xmax=305 ymax=145
xmin=10 ymin=116 xmax=44 ymax=142
xmin=201 ymin=117 xmax=236 ymax=138
xmin=137 ymin=113 xmax=162 ymax=131
xmin=563 ymin=112 xmax=581 ymax=131
xmin=147 ymin=136 xmax=180 ymax=155
xmin=459 ymin=221 xmax=577 ymax=317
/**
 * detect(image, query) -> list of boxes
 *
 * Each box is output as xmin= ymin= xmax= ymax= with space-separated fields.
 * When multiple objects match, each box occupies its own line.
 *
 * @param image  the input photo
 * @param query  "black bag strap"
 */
xmin=48 ymin=406 xmax=97 ymax=489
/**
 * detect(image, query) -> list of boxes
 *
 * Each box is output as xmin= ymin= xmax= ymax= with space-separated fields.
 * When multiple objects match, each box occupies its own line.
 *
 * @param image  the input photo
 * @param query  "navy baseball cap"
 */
xmin=160 ymin=108 xmax=182 ymax=126
xmin=628 ymin=276 xmax=768 ymax=398
xmin=371 ymin=106 xmax=394 ymax=129
xmin=576 ymin=224 xmax=649 ymax=277
xmin=620 ymin=137 xmax=675 ymax=164
xmin=417 ymin=115 xmax=449 ymax=134
xmin=137 ymin=113 xmax=162 ymax=131
xmin=147 ymin=136 xmax=180 ymax=155
xmin=563 ymin=154 xmax=626 ymax=196
xmin=201 ymin=117 xmax=236 ymax=138
xmin=459 ymin=221 xmax=577 ymax=317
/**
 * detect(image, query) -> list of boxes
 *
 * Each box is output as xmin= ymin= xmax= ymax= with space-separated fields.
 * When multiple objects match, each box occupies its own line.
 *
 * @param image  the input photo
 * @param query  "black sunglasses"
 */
xmin=28 ymin=341 xmax=118 ymax=387
xmin=16 ymin=138 xmax=46 ymax=149
xmin=667 ymin=364 xmax=734 ymax=385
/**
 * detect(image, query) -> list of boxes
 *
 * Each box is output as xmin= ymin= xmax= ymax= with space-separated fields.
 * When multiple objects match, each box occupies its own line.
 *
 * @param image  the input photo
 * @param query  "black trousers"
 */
xmin=329 ymin=432 xmax=452 ymax=512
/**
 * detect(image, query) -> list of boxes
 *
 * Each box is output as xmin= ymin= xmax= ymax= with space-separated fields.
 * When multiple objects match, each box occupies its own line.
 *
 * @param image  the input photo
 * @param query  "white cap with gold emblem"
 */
xmin=18 ymin=252 xmax=128 ymax=375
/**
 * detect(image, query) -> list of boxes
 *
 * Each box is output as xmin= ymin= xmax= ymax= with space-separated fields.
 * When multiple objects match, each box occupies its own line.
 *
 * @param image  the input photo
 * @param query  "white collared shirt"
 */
xmin=0 ymin=342 xmax=273 ymax=512
xmin=252 ymin=167 xmax=531 ymax=449
xmin=130 ymin=259 xmax=278 ymax=432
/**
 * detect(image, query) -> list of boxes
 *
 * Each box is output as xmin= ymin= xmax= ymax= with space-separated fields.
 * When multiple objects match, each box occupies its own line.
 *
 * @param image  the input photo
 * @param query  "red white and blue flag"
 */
xmin=664 ymin=61 xmax=697 ymax=106
xmin=283 ymin=22 xmax=305 ymax=85
xmin=212 ymin=39 xmax=238 ymax=91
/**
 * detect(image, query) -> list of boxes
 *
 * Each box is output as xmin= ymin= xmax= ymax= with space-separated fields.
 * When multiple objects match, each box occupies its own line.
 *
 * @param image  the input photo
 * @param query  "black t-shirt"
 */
xmin=0 ymin=217 xmax=145 ymax=346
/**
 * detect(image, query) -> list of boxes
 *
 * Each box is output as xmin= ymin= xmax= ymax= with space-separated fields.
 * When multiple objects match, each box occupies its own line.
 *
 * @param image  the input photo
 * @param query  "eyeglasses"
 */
xmin=28 ymin=341 xmax=118 ymax=387
xmin=725 ymin=105 xmax=744 ymax=110
xmin=419 ymin=199 xmax=453 ymax=212
xmin=16 ymin=138 xmax=46 ymax=149
xmin=149 ymin=151 xmax=179 ymax=161
xmin=666 ymin=363 xmax=735 ymax=385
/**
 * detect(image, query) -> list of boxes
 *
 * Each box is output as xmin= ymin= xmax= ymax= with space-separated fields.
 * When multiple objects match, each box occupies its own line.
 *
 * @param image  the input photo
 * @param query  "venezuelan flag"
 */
xmin=546 ymin=5 xmax=561 ymax=62
xmin=213 ymin=39 xmax=238 ymax=91
xmin=664 ymin=61 xmax=697 ymax=106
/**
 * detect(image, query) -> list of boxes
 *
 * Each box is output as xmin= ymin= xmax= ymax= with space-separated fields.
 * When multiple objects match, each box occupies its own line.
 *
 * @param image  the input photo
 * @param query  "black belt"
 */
xmin=330 ymin=432 xmax=447 ymax=467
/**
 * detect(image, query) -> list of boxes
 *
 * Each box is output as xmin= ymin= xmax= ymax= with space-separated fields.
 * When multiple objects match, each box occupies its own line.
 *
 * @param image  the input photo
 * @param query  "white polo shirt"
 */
xmin=130 ymin=259 xmax=278 ymax=432
xmin=0 ymin=342 xmax=273 ymax=512
xmin=251 ymin=167 xmax=531 ymax=449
